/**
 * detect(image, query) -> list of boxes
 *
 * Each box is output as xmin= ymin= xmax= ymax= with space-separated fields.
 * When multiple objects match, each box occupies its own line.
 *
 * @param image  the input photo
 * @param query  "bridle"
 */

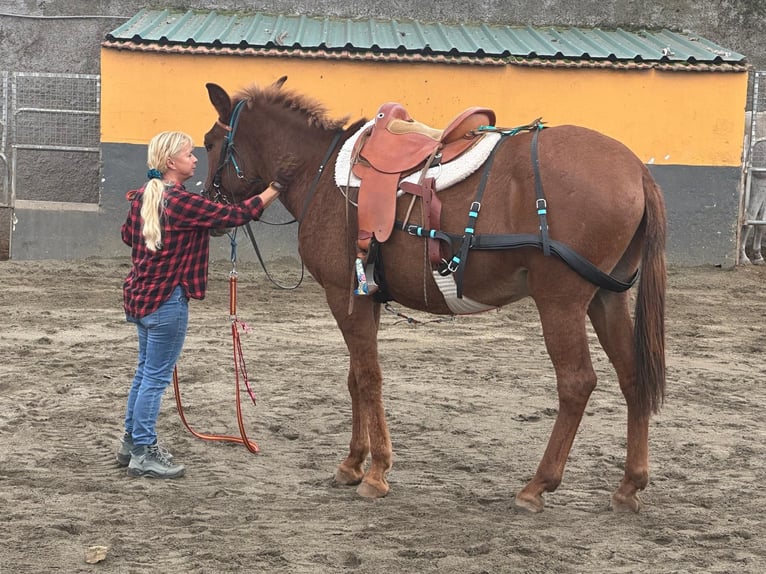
xmin=204 ymin=99 xmax=346 ymax=292
xmin=207 ymin=98 xmax=265 ymax=204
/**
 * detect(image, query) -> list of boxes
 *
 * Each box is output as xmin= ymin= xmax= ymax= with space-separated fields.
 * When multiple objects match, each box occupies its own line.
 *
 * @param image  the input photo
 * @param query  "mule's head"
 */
xmin=202 ymin=77 xmax=289 ymax=204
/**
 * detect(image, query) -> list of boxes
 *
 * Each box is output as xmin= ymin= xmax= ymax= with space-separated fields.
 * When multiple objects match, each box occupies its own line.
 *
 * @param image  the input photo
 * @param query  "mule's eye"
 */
xmin=204 ymin=141 xmax=213 ymax=151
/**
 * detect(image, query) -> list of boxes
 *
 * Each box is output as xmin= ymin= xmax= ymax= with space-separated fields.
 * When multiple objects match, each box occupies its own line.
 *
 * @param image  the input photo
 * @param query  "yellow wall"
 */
xmin=101 ymin=49 xmax=748 ymax=166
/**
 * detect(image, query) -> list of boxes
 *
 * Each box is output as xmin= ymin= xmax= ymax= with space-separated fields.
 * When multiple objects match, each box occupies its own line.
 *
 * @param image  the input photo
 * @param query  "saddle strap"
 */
xmin=470 ymin=233 xmax=638 ymax=292
xmin=530 ymin=127 xmax=551 ymax=256
xmin=451 ymin=134 xmax=510 ymax=298
xmin=400 ymin=179 xmax=444 ymax=265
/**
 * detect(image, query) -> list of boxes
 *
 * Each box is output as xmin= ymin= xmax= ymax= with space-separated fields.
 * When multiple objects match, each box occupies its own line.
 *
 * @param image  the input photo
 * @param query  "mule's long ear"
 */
xmin=272 ymin=76 xmax=287 ymax=89
xmin=206 ymin=83 xmax=232 ymax=123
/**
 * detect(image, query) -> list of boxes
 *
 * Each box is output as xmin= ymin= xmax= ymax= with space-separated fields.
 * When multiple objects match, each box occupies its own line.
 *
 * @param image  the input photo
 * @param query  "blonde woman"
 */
xmin=118 ymin=131 xmax=288 ymax=478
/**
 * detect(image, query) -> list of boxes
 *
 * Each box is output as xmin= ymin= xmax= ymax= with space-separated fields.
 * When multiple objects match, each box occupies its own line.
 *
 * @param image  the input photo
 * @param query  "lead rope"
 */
xmin=172 ymin=228 xmax=260 ymax=454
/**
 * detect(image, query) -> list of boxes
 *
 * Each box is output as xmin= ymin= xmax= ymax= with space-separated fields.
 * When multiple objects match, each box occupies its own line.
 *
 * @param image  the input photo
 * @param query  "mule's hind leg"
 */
xmin=588 ymin=290 xmax=648 ymax=512
xmin=515 ymin=297 xmax=597 ymax=513
xmin=325 ymin=289 xmax=392 ymax=498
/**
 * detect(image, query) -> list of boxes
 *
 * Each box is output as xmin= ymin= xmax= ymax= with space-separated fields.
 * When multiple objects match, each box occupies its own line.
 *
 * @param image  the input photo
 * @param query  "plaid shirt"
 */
xmin=122 ymin=183 xmax=265 ymax=319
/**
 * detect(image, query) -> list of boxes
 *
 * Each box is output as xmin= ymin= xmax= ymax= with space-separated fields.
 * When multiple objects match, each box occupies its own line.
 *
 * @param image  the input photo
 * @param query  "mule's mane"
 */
xmin=235 ymin=83 xmax=348 ymax=130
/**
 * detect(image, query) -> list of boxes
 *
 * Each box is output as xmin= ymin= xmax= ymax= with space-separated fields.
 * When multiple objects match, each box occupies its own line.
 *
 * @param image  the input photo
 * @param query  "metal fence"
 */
xmin=8 ymin=72 xmax=100 ymax=209
xmin=0 ymin=71 xmax=101 ymax=259
xmin=1 ymin=71 xmax=8 ymax=207
xmin=743 ymin=71 xmax=766 ymax=226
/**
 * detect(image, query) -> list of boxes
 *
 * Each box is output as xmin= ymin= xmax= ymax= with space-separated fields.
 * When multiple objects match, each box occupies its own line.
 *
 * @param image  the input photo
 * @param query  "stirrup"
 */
xmin=354 ymin=257 xmax=378 ymax=295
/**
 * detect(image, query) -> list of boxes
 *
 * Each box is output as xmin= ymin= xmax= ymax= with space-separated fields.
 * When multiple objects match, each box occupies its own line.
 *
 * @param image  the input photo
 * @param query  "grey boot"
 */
xmin=127 ymin=444 xmax=185 ymax=479
xmin=117 ymin=433 xmax=173 ymax=467
xmin=116 ymin=432 xmax=133 ymax=467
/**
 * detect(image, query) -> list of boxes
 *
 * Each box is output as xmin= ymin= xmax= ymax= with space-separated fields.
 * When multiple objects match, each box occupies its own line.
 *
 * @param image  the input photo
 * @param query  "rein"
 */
xmin=172 ymin=229 xmax=260 ymax=454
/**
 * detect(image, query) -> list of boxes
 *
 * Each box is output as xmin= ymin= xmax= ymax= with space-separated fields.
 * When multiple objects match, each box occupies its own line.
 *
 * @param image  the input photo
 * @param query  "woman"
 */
xmin=117 ymin=130 xmax=289 ymax=478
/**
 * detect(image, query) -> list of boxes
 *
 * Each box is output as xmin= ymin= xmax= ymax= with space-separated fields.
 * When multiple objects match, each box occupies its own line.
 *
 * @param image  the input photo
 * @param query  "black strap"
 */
xmin=451 ymin=134 xmax=509 ymax=298
xmin=298 ymin=130 xmax=344 ymax=224
xmin=530 ymin=127 xmax=551 ymax=256
xmin=470 ymin=233 xmax=637 ymax=292
xmin=398 ymin=224 xmax=636 ymax=293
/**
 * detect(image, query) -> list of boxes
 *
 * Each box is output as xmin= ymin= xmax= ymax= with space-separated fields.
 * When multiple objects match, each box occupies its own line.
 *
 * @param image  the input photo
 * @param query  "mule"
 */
xmin=202 ymin=77 xmax=667 ymax=513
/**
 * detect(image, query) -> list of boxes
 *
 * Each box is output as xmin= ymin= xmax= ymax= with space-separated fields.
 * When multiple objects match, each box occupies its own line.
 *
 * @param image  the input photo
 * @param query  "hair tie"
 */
xmin=147 ymin=168 xmax=162 ymax=180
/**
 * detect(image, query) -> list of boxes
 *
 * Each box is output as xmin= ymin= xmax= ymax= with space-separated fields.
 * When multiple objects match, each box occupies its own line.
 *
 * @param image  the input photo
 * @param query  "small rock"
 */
xmin=85 ymin=545 xmax=108 ymax=564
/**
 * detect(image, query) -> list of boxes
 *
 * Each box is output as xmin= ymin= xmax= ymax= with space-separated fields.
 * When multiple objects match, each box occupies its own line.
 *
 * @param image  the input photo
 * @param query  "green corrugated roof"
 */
xmin=103 ymin=8 xmax=747 ymax=69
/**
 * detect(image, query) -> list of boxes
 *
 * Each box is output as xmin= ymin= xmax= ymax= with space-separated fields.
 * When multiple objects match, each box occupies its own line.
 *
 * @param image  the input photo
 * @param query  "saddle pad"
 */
xmin=335 ymin=120 xmax=502 ymax=192
xmin=431 ymin=271 xmax=498 ymax=315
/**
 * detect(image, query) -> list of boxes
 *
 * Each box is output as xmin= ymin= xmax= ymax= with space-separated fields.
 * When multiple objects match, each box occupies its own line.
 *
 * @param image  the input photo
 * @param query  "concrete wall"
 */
xmin=0 ymin=1 xmax=761 ymax=265
xmin=1 ymin=1 xmax=764 ymax=72
xmin=15 ymin=145 xmax=736 ymax=267
xmin=12 ymin=143 xmax=298 ymax=265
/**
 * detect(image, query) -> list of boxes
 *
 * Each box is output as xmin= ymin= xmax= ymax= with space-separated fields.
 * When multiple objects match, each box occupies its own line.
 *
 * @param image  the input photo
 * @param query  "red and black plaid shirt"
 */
xmin=122 ymin=183 xmax=265 ymax=319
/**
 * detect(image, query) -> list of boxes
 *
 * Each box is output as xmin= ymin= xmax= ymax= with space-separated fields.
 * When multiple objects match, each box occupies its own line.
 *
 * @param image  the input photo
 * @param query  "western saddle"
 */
xmin=351 ymin=102 xmax=496 ymax=274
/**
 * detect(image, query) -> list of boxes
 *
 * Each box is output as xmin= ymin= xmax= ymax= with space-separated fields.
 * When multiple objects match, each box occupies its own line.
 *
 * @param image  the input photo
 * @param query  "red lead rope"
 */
xmin=172 ymin=269 xmax=260 ymax=454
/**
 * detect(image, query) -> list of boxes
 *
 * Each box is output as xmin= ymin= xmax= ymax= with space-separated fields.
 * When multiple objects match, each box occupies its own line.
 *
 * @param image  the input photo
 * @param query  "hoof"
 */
xmin=514 ymin=492 xmax=545 ymax=513
xmin=611 ymin=490 xmax=643 ymax=513
xmin=356 ymin=478 xmax=389 ymax=498
xmin=333 ymin=465 xmax=363 ymax=486
xmin=753 ymin=257 xmax=765 ymax=266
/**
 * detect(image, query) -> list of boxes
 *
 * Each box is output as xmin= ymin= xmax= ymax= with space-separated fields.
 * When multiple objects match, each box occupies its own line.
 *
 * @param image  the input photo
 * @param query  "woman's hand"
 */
xmin=272 ymin=155 xmax=302 ymax=193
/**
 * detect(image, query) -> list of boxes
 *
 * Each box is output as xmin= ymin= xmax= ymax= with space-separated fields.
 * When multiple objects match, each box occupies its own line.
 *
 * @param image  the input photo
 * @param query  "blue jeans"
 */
xmin=124 ymin=285 xmax=189 ymax=447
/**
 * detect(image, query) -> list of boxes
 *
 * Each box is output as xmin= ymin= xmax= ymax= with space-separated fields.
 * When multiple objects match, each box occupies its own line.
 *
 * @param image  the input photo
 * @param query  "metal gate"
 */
xmin=740 ymin=70 xmax=766 ymax=263
xmin=0 ymin=72 xmax=100 ymax=259
xmin=0 ymin=71 xmax=10 ymax=258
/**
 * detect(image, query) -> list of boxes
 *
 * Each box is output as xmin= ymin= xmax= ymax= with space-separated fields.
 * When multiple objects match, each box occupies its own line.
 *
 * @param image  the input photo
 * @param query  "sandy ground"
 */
xmin=0 ymin=255 xmax=764 ymax=573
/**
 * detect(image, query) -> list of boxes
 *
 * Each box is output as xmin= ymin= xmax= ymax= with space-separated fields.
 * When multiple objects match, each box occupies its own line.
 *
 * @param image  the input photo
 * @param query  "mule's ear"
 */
xmin=272 ymin=76 xmax=288 ymax=89
xmin=206 ymin=83 xmax=231 ymax=122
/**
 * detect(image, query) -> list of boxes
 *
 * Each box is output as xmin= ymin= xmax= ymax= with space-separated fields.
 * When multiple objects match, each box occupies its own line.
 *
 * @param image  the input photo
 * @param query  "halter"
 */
xmin=209 ymin=99 xmax=265 ymax=203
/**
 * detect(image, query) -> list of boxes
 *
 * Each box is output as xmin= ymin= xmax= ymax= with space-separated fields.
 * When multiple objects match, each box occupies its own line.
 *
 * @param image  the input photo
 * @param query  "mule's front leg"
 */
xmin=350 ymin=355 xmax=392 ymax=499
xmin=334 ymin=366 xmax=368 ymax=487
xmin=329 ymin=293 xmax=392 ymax=498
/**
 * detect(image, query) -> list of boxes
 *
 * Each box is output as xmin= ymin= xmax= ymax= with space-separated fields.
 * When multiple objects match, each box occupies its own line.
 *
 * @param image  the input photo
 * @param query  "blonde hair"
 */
xmin=141 ymin=131 xmax=194 ymax=251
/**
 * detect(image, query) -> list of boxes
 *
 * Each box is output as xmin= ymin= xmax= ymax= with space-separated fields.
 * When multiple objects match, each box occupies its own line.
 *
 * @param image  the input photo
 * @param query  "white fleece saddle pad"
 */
xmin=334 ymin=119 xmax=501 ymax=191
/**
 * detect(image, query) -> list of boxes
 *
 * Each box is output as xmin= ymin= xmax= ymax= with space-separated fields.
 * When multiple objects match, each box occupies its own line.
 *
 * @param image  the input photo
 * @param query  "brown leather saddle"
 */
xmin=351 ymin=102 xmax=496 ymax=263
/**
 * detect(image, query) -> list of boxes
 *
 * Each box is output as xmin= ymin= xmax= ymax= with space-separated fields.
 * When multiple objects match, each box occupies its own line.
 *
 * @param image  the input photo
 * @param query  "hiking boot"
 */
xmin=117 ymin=433 xmax=173 ymax=467
xmin=127 ymin=444 xmax=185 ymax=479
xmin=116 ymin=433 xmax=133 ymax=467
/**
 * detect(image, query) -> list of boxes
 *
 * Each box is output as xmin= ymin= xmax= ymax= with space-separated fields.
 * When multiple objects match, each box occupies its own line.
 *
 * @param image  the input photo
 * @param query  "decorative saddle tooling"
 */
xmin=350 ymin=102 xmax=496 ymax=268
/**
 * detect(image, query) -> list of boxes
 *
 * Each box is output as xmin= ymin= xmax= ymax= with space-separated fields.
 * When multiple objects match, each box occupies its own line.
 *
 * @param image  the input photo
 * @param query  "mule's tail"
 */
xmin=634 ymin=167 xmax=667 ymax=415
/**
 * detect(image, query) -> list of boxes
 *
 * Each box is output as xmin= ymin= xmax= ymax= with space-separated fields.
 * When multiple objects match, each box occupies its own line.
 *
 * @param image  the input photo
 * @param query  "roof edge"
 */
xmin=100 ymin=40 xmax=749 ymax=72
